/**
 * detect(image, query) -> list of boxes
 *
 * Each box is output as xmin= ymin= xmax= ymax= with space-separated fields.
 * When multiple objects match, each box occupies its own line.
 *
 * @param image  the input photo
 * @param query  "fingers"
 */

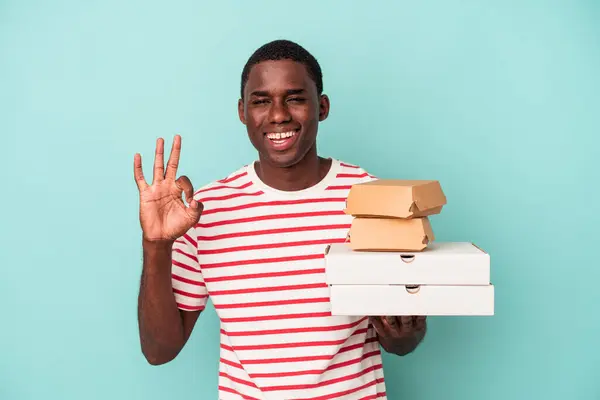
xmin=372 ymin=316 xmax=427 ymax=337
xmin=370 ymin=316 xmax=399 ymax=337
xmin=150 ymin=135 xmax=182 ymax=183
xmin=176 ymin=175 xmax=195 ymax=203
xmin=396 ymin=316 xmax=427 ymax=331
xmin=369 ymin=316 xmax=386 ymax=337
xmin=415 ymin=316 xmax=427 ymax=330
xmin=133 ymin=153 xmax=148 ymax=190
xmin=153 ymin=137 xmax=165 ymax=184
xmin=165 ymin=135 xmax=182 ymax=181
xmin=399 ymin=316 xmax=413 ymax=328
xmin=176 ymin=175 xmax=204 ymax=221
xmin=385 ymin=316 xmax=400 ymax=330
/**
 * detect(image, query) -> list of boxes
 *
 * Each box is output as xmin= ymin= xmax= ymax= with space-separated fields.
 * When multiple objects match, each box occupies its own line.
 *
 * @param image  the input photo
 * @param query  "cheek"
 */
xmin=291 ymin=106 xmax=316 ymax=124
xmin=246 ymin=110 xmax=265 ymax=131
xmin=298 ymin=108 xmax=319 ymax=131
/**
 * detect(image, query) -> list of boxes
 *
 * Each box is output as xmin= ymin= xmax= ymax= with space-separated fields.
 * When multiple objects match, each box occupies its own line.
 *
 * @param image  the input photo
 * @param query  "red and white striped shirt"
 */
xmin=171 ymin=158 xmax=387 ymax=400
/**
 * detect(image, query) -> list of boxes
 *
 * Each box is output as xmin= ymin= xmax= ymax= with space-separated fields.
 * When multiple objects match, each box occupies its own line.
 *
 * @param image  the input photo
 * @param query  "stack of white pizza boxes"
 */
xmin=324 ymin=179 xmax=494 ymax=317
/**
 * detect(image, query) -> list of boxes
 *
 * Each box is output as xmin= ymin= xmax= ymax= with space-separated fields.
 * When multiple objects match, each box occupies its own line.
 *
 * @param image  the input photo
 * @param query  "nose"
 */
xmin=268 ymin=99 xmax=292 ymax=124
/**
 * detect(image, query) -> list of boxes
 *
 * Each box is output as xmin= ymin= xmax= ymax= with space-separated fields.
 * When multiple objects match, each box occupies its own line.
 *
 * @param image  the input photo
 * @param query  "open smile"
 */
xmin=264 ymin=128 xmax=301 ymax=152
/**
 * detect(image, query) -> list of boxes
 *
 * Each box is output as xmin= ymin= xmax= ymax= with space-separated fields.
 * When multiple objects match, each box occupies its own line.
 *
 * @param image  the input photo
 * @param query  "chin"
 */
xmin=264 ymin=151 xmax=303 ymax=168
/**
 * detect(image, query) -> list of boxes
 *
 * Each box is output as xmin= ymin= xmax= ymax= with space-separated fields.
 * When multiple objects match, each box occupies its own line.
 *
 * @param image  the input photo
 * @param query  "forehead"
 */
xmin=245 ymin=59 xmax=315 ymax=96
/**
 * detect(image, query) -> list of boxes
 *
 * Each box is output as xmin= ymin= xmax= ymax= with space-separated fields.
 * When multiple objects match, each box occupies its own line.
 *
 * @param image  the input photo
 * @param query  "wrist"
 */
xmin=142 ymin=232 xmax=175 ymax=245
xmin=142 ymin=237 xmax=174 ymax=255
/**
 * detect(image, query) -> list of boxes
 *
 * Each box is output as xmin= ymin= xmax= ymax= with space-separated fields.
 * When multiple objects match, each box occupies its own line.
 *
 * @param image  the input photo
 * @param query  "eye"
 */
xmin=252 ymin=99 xmax=269 ymax=105
xmin=288 ymin=97 xmax=305 ymax=103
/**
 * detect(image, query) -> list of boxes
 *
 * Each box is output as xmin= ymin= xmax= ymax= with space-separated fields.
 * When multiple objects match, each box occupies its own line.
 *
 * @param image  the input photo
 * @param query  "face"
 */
xmin=238 ymin=59 xmax=330 ymax=168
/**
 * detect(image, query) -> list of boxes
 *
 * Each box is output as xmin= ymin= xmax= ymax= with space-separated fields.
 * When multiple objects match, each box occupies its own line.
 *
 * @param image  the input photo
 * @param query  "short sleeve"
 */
xmin=171 ymin=226 xmax=208 ymax=312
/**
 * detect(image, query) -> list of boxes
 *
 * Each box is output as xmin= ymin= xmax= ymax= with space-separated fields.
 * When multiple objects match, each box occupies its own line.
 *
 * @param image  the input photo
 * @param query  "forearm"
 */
xmin=137 ymin=239 xmax=185 ymax=364
xmin=378 ymin=327 xmax=426 ymax=356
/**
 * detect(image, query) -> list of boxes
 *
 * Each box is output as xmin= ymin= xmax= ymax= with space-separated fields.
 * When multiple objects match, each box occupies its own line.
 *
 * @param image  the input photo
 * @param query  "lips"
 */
xmin=264 ymin=128 xmax=300 ymax=152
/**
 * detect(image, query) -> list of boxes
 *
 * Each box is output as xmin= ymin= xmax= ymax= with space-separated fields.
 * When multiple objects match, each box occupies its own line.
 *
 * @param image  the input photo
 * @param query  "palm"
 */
xmin=134 ymin=135 xmax=203 ymax=242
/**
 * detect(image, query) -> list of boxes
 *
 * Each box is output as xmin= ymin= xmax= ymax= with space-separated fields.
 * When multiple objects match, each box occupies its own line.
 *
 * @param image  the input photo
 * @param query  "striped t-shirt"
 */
xmin=171 ymin=158 xmax=387 ymax=400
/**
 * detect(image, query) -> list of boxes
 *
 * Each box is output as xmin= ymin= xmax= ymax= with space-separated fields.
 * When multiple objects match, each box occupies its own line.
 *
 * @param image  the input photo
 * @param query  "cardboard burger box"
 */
xmin=325 ymin=179 xmax=494 ymax=316
xmin=344 ymin=179 xmax=447 ymax=219
xmin=347 ymin=217 xmax=435 ymax=252
xmin=344 ymin=179 xmax=447 ymax=252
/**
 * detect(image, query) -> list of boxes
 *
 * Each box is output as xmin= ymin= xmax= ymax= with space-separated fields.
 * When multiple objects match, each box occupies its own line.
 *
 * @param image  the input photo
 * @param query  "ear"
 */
xmin=318 ymin=94 xmax=330 ymax=122
xmin=238 ymin=98 xmax=246 ymax=125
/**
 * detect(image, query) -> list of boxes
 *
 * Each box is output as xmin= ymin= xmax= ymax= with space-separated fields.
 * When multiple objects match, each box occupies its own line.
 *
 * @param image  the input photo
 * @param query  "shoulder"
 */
xmin=191 ymin=164 xmax=255 ymax=204
xmin=193 ymin=164 xmax=250 ymax=193
xmin=334 ymin=159 xmax=378 ymax=185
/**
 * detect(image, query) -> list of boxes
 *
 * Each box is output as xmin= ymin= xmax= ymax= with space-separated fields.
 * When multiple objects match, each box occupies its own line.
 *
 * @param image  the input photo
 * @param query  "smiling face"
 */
xmin=238 ymin=59 xmax=330 ymax=168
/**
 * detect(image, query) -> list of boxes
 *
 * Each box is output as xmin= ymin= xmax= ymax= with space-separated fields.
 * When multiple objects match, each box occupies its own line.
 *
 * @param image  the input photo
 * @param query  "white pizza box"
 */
xmin=324 ymin=241 xmax=490 ymax=286
xmin=329 ymin=284 xmax=495 ymax=316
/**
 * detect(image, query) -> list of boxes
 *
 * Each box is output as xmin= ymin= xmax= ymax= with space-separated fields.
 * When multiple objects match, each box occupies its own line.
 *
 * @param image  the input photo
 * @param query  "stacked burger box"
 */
xmin=325 ymin=180 xmax=494 ymax=317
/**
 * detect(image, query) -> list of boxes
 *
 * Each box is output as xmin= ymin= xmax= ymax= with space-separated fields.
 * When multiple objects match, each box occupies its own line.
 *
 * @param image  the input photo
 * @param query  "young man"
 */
xmin=134 ymin=40 xmax=426 ymax=400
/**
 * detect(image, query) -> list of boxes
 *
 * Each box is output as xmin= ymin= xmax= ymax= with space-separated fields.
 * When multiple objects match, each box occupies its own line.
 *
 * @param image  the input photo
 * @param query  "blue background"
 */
xmin=1 ymin=1 xmax=599 ymax=399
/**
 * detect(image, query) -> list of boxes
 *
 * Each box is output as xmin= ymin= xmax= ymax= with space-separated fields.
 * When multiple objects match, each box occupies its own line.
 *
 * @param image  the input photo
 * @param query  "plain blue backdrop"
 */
xmin=1 ymin=1 xmax=599 ymax=399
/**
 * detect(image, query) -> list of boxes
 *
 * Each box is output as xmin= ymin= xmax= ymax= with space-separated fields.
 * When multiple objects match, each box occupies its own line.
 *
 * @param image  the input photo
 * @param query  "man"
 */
xmin=134 ymin=39 xmax=426 ymax=400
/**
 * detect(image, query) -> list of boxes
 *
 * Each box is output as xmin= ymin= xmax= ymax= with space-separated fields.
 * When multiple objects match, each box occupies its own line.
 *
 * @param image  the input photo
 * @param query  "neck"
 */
xmin=255 ymin=146 xmax=331 ymax=192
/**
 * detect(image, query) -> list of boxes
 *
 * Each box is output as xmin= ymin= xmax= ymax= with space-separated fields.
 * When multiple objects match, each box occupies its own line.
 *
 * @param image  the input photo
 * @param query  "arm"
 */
xmin=137 ymin=239 xmax=201 ymax=365
xmin=370 ymin=316 xmax=427 ymax=356
xmin=133 ymin=135 xmax=205 ymax=365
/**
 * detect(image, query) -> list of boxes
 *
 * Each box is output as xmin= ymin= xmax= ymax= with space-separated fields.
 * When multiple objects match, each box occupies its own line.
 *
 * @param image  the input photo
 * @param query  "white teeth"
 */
xmin=267 ymin=131 xmax=296 ymax=140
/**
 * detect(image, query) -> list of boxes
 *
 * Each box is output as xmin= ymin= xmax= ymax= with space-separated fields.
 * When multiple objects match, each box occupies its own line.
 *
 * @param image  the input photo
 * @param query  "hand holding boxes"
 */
xmin=325 ymin=179 xmax=494 ymax=316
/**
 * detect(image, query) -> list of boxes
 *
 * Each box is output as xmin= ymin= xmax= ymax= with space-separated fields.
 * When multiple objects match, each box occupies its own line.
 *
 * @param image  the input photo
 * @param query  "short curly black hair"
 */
xmin=240 ymin=39 xmax=323 ymax=99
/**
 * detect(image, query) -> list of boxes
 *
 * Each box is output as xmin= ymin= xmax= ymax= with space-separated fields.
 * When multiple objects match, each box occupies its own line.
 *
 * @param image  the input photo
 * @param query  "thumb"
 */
xmin=174 ymin=175 xmax=203 ymax=224
xmin=187 ymin=199 xmax=204 ymax=224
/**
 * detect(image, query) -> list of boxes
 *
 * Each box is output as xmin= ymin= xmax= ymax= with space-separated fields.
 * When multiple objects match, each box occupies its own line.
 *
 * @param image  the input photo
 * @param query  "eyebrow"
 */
xmin=250 ymin=88 xmax=305 ymax=97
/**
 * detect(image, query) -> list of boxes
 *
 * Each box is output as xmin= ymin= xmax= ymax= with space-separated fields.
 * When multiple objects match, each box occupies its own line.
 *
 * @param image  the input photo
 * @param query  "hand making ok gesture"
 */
xmin=133 ymin=135 xmax=203 ymax=242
